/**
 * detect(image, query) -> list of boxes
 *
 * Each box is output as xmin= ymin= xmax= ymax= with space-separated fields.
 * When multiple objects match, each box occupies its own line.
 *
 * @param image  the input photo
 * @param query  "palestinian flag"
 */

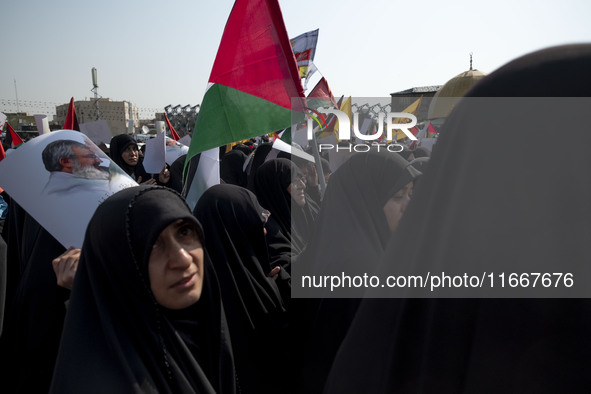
xmin=5 ymin=122 xmax=24 ymax=148
xmin=185 ymin=0 xmax=305 ymax=168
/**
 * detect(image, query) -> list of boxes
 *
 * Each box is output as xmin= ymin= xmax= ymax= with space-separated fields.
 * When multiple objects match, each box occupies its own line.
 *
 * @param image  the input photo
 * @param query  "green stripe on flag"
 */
xmin=188 ymin=83 xmax=295 ymax=156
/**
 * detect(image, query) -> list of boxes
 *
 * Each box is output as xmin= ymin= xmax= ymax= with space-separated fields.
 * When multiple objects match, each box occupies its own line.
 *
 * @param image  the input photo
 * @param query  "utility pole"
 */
xmin=14 ymin=79 xmax=20 ymax=113
xmin=91 ymin=67 xmax=100 ymax=120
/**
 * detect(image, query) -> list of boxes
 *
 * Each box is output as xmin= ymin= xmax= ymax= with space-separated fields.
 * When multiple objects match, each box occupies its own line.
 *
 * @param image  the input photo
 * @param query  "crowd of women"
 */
xmin=1 ymin=43 xmax=591 ymax=393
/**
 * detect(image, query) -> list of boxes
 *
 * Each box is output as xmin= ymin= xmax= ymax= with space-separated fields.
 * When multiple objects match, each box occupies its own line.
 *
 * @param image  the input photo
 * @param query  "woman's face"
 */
xmin=288 ymin=176 xmax=306 ymax=207
xmin=148 ymin=219 xmax=204 ymax=310
xmin=383 ymin=182 xmax=413 ymax=232
xmin=121 ymin=144 xmax=139 ymax=166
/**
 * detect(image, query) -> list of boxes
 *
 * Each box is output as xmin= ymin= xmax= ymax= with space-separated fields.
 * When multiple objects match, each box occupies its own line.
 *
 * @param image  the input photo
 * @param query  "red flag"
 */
xmin=307 ymin=78 xmax=341 ymax=138
xmin=63 ymin=97 xmax=81 ymax=131
xmin=164 ymin=113 xmax=181 ymax=141
xmin=5 ymin=122 xmax=24 ymax=147
xmin=427 ymin=122 xmax=438 ymax=138
xmin=0 ymin=143 xmax=4 ymax=192
xmin=307 ymin=77 xmax=338 ymax=109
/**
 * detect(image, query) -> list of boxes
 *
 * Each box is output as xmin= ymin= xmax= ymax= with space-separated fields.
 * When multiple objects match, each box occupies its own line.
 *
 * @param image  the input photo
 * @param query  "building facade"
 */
xmin=54 ymin=98 xmax=139 ymax=135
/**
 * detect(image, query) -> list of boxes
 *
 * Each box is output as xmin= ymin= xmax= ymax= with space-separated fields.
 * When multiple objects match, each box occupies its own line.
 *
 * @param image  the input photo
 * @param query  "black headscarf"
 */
xmin=109 ymin=134 xmax=149 ymax=181
xmin=220 ymin=150 xmax=248 ymax=187
xmin=302 ymin=150 xmax=419 ymax=278
xmin=324 ymin=44 xmax=591 ymax=393
xmin=254 ymin=158 xmax=317 ymax=253
xmin=50 ymin=186 xmax=235 ymax=394
xmin=194 ymin=184 xmax=288 ymax=393
xmin=245 ymin=142 xmax=274 ymax=192
xmin=293 ymin=151 xmax=419 ymax=392
xmin=168 ymin=153 xmax=187 ymax=194
xmin=0 ymin=200 xmax=68 ymax=394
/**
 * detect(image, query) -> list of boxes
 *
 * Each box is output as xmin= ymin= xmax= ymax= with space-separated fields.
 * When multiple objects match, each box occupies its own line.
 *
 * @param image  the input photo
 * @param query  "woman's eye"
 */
xmin=178 ymin=225 xmax=194 ymax=238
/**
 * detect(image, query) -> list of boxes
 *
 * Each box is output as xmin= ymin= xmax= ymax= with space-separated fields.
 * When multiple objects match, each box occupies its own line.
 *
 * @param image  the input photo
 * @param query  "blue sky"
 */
xmin=2 ymin=0 xmax=591 ymax=120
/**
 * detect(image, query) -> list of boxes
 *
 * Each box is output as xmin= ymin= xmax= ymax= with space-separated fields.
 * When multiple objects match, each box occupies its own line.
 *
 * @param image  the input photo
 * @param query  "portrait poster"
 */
xmin=164 ymin=137 xmax=189 ymax=165
xmin=0 ymin=129 xmax=138 ymax=248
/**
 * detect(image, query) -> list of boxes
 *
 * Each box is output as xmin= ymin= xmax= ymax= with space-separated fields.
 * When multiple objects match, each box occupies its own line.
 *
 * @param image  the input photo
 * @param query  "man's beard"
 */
xmin=72 ymin=162 xmax=110 ymax=180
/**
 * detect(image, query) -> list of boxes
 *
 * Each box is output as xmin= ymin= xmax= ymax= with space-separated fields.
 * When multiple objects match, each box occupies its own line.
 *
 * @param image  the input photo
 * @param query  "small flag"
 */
xmin=307 ymin=78 xmax=342 ymax=139
xmin=427 ymin=122 xmax=438 ymax=138
xmin=63 ymin=97 xmax=81 ymax=131
xmin=5 ymin=122 xmax=24 ymax=148
xmin=0 ymin=142 xmax=5 ymax=192
xmin=307 ymin=77 xmax=337 ymax=110
xmin=290 ymin=29 xmax=319 ymax=81
xmin=164 ymin=113 xmax=181 ymax=141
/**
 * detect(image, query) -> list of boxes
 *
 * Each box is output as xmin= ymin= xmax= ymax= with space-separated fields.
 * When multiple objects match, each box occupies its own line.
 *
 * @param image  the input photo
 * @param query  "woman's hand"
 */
xmin=158 ymin=166 xmax=171 ymax=184
xmin=268 ymin=266 xmax=281 ymax=281
xmin=52 ymin=246 xmax=81 ymax=290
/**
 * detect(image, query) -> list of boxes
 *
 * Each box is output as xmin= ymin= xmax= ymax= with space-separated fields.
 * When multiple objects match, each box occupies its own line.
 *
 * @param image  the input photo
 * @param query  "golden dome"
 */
xmin=427 ymin=64 xmax=487 ymax=120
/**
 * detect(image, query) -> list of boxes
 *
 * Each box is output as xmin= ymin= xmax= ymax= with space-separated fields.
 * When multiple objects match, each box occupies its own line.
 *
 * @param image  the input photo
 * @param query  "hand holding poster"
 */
xmin=0 ymin=130 xmax=138 ymax=247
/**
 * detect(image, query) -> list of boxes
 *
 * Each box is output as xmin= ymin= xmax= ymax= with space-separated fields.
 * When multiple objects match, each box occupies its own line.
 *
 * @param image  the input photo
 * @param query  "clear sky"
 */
xmin=2 ymin=0 xmax=590 ymax=120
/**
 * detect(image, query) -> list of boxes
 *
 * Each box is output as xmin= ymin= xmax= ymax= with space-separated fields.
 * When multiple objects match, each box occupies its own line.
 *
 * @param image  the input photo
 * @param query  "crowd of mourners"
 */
xmin=1 ymin=44 xmax=591 ymax=393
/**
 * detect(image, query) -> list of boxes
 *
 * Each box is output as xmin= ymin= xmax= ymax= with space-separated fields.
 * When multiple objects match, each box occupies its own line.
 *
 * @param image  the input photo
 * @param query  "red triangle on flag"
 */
xmin=5 ymin=122 xmax=24 ymax=147
xmin=208 ymin=0 xmax=304 ymax=110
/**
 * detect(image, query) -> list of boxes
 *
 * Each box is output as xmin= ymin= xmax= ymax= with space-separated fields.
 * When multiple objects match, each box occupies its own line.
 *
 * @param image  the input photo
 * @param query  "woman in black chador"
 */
xmin=110 ymin=134 xmax=170 ymax=185
xmin=324 ymin=44 xmax=591 ymax=393
xmin=195 ymin=184 xmax=288 ymax=393
xmin=50 ymin=186 xmax=236 ymax=393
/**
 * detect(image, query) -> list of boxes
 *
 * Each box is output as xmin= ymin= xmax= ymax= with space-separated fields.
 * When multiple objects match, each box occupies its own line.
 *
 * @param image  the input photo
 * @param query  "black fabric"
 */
xmin=50 ymin=186 xmax=235 ymax=394
xmin=324 ymin=44 xmax=591 ymax=393
xmin=293 ymin=151 xmax=419 ymax=393
xmin=320 ymin=157 xmax=331 ymax=177
xmin=412 ymin=146 xmax=430 ymax=158
xmin=0 ymin=200 xmax=68 ymax=394
xmin=109 ymin=134 xmax=150 ymax=182
xmin=194 ymin=184 xmax=288 ymax=393
xmin=220 ymin=150 xmax=247 ymax=187
xmin=254 ymin=158 xmax=318 ymax=261
xmin=181 ymin=153 xmax=203 ymax=199
xmin=245 ymin=142 xmax=273 ymax=192
xmin=302 ymin=151 xmax=419 ymax=277
xmin=232 ymin=143 xmax=254 ymax=156
xmin=168 ymin=153 xmax=187 ymax=193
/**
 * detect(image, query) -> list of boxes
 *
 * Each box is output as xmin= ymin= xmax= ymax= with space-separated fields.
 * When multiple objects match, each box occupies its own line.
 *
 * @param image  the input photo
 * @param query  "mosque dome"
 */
xmin=427 ymin=56 xmax=487 ymax=121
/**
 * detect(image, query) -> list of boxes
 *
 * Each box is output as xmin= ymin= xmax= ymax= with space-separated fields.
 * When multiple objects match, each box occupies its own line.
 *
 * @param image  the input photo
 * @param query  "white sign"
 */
xmin=34 ymin=114 xmax=50 ymax=135
xmin=143 ymin=131 xmax=166 ymax=173
xmin=80 ymin=120 xmax=113 ymax=145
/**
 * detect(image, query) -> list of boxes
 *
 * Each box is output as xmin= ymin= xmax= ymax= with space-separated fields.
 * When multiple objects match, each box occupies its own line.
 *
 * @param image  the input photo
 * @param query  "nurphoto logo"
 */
xmin=305 ymin=107 xmax=417 ymax=153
